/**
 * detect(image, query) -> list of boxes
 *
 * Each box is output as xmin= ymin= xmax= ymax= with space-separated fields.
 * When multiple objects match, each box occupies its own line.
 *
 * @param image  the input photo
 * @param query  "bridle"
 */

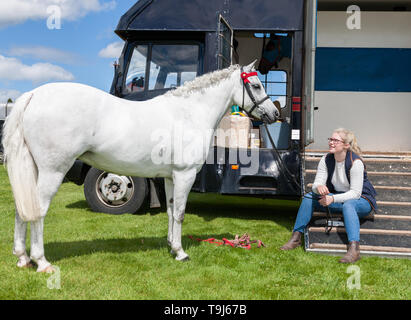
xmin=240 ymin=67 xmax=271 ymax=117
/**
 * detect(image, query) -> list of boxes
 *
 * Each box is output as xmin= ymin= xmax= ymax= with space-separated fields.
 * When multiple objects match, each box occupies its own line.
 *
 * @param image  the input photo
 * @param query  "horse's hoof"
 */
xmin=16 ymin=255 xmax=34 ymax=269
xmin=17 ymin=260 xmax=35 ymax=269
xmin=175 ymin=254 xmax=190 ymax=262
xmin=37 ymin=265 xmax=55 ymax=273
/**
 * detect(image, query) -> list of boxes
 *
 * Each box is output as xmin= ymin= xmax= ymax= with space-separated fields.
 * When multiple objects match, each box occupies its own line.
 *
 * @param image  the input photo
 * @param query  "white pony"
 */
xmin=2 ymin=61 xmax=278 ymax=272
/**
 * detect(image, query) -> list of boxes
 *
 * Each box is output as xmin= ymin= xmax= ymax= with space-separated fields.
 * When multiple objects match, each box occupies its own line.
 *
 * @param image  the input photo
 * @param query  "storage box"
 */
xmin=250 ymin=128 xmax=260 ymax=148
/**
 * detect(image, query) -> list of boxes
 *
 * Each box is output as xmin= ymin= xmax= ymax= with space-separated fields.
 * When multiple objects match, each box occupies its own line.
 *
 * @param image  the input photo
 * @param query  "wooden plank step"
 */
xmin=313 ymin=212 xmax=411 ymax=221
xmin=305 ymin=183 xmax=411 ymax=191
xmin=373 ymin=186 xmax=411 ymax=202
xmin=305 ymin=157 xmax=411 ymax=163
xmin=367 ymin=171 xmax=411 ymax=176
xmin=375 ymin=186 xmax=411 ymax=191
xmin=305 ymin=169 xmax=411 ymax=176
xmin=369 ymin=201 xmax=410 ymax=216
xmin=309 ymin=243 xmax=411 ymax=254
xmin=297 ymin=198 xmax=411 ymax=217
xmin=304 ymin=184 xmax=411 ymax=201
xmin=305 ymin=170 xmax=411 ymax=187
xmin=305 ymin=150 xmax=411 ymax=157
xmin=307 ymin=230 xmax=411 ymax=248
xmin=305 ymin=157 xmax=411 ymax=172
xmin=311 ymin=218 xmax=411 ymax=232
xmin=378 ymin=201 xmax=411 ymax=206
xmin=309 ymin=227 xmax=411 ymax=236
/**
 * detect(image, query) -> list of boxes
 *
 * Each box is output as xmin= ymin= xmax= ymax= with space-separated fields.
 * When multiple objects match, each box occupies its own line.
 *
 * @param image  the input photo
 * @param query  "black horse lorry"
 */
xmin=66 ymin=0 xmax=317 ymax=214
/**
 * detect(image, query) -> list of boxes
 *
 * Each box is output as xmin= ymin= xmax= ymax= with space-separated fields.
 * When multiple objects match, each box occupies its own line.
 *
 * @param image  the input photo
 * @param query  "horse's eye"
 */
xmin=252 ymin=84 xmax=261 ymax=90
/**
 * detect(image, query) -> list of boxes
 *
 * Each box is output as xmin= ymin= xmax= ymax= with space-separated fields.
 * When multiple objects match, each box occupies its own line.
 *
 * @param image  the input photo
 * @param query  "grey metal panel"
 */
xmin=303 ymin=0 xmax=317 ymax=146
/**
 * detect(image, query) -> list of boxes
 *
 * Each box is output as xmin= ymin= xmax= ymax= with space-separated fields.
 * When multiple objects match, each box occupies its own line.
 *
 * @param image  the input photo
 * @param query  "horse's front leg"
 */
xmin=13 ymin=211 xmax=32 ymax=268
xmin=170 ymin=169 xmax=197 ymax=261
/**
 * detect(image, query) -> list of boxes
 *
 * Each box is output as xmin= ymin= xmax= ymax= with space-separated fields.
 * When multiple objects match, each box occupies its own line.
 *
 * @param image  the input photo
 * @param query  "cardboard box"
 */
xmin=214 ymin=114 xmax=251 ymax=148
xmin=250 ymin=128 xmax=260 ymax=148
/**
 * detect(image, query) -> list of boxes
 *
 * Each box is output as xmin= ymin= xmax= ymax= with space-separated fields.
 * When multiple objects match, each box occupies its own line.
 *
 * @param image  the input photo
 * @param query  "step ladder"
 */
xmin=303 ymin=151 xmax=411 ymax=259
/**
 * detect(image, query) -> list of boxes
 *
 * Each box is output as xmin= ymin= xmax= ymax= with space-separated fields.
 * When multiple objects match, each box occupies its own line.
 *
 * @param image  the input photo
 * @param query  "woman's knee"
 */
xmin=342 ymin=200 xmax=358 ymax=216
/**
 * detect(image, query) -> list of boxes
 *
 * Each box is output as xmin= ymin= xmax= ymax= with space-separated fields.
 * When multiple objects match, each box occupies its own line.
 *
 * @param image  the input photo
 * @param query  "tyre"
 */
xmin=84 ymin=168 xmax=148 ymax=214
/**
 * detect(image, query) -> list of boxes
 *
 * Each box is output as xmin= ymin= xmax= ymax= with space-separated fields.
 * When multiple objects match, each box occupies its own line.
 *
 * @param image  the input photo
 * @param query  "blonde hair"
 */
xmin=334 ymin=128 xmax=362 ymax=155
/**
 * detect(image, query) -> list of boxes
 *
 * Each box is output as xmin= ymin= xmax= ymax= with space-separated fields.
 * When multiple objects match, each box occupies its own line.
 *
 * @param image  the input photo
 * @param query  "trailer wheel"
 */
xmin=84 ymin=168 xmax=148 ymax=214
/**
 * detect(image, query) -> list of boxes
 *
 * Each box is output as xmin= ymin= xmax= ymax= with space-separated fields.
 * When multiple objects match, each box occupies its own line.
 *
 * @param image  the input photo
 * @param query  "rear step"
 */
xmin=304 ymin=151 xmax=411 ymax=259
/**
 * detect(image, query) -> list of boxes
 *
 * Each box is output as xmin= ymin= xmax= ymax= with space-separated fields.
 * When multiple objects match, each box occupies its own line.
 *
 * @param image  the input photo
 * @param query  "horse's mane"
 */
xmin=165 ymin=64 xmax=241 ymax=98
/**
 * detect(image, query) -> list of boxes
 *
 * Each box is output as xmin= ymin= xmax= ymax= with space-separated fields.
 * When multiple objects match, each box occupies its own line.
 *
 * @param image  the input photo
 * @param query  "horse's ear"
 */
xmin=245 ymin=59 xmax=258 ymax=71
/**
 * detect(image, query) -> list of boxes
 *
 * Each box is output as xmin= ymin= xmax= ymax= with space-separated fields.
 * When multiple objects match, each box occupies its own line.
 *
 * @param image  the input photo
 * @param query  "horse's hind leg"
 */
xmin=13 ymin=211 xmax=32 ymax=268
xmin=30 ymin=169 xmax=66 ymax=273
xmin=30 ymin=217 xmax=52 ymax=272
xmin=164 ymin=178 xmax=174 ymax=248
xmin=170 ymin=169 xmax=197 ymax=261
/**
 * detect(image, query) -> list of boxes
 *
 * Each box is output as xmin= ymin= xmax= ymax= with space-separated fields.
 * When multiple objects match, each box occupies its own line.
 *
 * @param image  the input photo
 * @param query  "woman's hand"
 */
xmin=319 ymin=195 xmax=334 ymax=207
xmin=316 ymin=185 xmax=330 ymax=196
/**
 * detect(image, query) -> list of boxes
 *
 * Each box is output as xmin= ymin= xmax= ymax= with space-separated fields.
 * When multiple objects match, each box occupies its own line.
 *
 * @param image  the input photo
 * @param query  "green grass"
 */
xmin=0 ymin=165 xmax=410 ymax=299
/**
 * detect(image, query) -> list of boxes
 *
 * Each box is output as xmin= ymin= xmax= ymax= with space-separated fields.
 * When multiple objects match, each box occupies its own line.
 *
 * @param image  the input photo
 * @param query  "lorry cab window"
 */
xmin=124 ymin=45 xmax=148 ymax=93
xmin=149 ymin=44 xmax=199 ymax=90
xmin=124 ymin=43 xmax=200 ymax=94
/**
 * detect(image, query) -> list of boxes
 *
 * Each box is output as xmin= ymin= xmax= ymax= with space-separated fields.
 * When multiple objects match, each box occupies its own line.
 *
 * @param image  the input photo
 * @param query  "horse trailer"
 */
xmin=66 ymin=0 xmax=317 ymax=214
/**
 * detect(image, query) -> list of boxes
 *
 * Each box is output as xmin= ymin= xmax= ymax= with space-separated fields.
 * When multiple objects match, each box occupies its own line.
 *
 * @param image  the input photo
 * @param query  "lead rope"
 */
xmin=325 ymin=206 xmax=333 ymax=234
xmin=188 ymin=234 xmax=265 ymax=250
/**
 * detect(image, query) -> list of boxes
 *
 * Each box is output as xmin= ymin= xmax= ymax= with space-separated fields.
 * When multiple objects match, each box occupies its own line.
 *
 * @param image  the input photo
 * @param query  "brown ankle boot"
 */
xmin=339 ymin=241 xmax=361 ymax=263
xmin=280 ymin=231 xmax=302 ymax=250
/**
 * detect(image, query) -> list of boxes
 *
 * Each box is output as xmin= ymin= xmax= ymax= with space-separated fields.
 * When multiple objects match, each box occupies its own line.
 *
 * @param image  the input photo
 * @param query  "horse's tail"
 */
xmin=2 ymin=92 xmax=41 ymax=222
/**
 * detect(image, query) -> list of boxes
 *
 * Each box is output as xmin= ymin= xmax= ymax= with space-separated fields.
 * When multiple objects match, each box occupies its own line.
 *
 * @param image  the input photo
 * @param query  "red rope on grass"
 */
xmin=189 ymin=233 xmax=265 ymax=250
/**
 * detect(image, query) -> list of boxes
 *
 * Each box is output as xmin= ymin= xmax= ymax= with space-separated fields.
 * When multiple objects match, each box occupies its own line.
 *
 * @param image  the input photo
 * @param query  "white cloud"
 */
xmin=98 ymin=41 xmax=124 ymax=59
xmin=0 ymin=0 xmax=117 ymax=28
xmin=0 ymin=89 xmax=21 ymax=104
xmin=0 ymin=55 xmax=74 ymax=83
xmin=8 ymin=46 xmax=79 ymax=65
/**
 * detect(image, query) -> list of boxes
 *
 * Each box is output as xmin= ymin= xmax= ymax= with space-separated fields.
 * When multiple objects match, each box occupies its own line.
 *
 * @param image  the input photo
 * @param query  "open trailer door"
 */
xmin=303 ymin=0 xmax=317 ymax=146
xmin=217 ymin=14 xmax=234 ymax=69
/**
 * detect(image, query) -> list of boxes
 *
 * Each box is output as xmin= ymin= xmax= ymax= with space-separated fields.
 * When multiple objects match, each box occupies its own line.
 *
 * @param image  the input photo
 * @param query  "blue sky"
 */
xmin=0 ymin=0 xmax=138 ymax=103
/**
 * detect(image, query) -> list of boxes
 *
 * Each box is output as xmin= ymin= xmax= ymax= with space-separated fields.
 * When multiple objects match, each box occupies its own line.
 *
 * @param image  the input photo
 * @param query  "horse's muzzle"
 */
xmin=261 ymin=111 xmax=278 ymax=124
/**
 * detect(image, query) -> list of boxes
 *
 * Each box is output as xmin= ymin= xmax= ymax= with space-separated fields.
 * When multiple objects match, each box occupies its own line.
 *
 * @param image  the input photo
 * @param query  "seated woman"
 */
xmin=280 ymin=128 xmax=377 ymax=263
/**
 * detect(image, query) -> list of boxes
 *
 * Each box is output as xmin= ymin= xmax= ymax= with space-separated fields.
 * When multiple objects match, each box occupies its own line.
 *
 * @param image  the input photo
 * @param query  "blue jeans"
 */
xmin=293 ymin=192 xmax=372 ymax=242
